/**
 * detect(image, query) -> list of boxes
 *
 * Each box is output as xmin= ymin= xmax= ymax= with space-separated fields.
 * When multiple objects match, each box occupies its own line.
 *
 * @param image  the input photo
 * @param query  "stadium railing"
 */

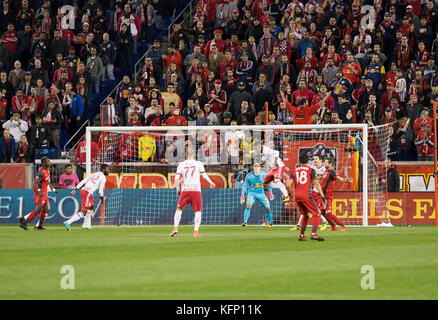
xmin=167 ymin=0 xmax=198 ymax=41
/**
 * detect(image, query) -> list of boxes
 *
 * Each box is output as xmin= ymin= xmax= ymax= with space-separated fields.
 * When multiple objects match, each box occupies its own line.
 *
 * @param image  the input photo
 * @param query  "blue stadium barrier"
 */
xmin=0 ymin=189 xmax=285 ymax=225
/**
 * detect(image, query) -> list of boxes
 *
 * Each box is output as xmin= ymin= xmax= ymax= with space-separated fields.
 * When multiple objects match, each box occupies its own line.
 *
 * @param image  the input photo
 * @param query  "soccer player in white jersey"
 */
xmin=63 ymin=164 xmax=109 ymax=231
xmin=261 ymin=143 xmax=290 ymax=203
xmin=291 ymin=155 xmax=329 ymax=231
xmin=170 ymin=148 xmax=215 ymax=238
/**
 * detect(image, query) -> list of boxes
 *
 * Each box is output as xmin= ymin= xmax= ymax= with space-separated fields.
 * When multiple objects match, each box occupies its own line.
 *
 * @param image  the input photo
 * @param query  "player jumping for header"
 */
xmin=64 ymin=164 xmax=109 ymax=231
xmin=240 ymin=162 xmax=274 ymax=227
xmin=170 ymin=147 xmax=215 ymax=238
xmin=320 ymin=158 xmax=351 ymax=231
xmin=19 ymin=157 xmax=58 ymax=230
xmin=259 ymin=143 xmax=290 ymax=203
xmin=288 ymin=153 xmax=326 ymax=241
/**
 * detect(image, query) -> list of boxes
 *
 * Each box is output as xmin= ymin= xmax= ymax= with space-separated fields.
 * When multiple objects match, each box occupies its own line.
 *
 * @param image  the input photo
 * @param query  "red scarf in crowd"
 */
xmin=140 ymin=3 xmax=152 ymax=24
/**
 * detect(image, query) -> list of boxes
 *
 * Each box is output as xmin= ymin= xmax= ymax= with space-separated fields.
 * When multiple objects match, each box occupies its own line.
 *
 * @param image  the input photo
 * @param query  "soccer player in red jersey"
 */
xmin=320 ymin=158 xmax=352 ymax=231
xmin=288 ymin=153 xmax=326 ymax=241
xmin=19 ymin=157 xmax=58 ymax=230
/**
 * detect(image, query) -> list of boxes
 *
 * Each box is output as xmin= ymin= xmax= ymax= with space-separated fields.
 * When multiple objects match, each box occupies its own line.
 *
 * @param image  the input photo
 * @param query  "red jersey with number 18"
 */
xmin=290 ymin=165 xmax=317 ymax=202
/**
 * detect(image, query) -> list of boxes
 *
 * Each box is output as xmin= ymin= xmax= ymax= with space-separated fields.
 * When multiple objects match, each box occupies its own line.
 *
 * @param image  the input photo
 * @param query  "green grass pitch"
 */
xmin=1 ymin=225 xmax=438 ymax=300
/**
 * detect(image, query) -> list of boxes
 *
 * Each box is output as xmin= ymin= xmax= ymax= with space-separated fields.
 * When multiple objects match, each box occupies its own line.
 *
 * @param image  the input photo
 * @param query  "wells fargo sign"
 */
xmin=329 ymin=192 xmax=435 ymax=225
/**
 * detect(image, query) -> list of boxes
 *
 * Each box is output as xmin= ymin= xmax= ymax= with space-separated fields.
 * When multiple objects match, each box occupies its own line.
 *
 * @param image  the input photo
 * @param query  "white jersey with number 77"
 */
xmin=176 ymin=160 xmax=210 ymax=192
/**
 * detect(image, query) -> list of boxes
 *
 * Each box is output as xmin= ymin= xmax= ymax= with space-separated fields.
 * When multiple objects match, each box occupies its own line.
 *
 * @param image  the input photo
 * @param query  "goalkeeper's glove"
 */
xmin=268 ymin=191 xmax=274 ymax=201
xmin=240 ymin=195 xmax=245 ymax=205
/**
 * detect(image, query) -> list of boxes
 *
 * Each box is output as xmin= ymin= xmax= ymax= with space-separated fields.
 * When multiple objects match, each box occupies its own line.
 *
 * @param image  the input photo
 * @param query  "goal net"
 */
xmin=85 ymin=124 xmax=393 ymax=227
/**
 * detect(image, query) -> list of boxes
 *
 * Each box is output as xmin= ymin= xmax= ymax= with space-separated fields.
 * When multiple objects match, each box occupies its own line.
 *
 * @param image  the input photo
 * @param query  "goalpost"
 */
xmin=85 ymin=123 xmax=393 ymax=227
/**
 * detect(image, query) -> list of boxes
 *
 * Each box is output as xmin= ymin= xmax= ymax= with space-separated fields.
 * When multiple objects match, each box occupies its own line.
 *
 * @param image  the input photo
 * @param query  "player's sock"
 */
xmin=297 ymin=215 xmax=303 ymax=227
xmin=173 ymin=209 xmax=182 ymax=229
xmin=83 ymin=213 xmax=92 ymax=228
xmin=38 ymin=210 xmax=47 ymax=226
xmin=194 ymin=211 xmax=202 ymax=232
xmin=66 ymin=211 xmax=84 ymax=224
xmin=25 ymin=210 xmax=39 ymax=223
xmin=311 ymin=215 xmax=321 ymax=234
xmin=265 ymin=210 xmax=272 ymax=225
xmin=320 ymin=214 xmax=327 ymax=224
xmin=300 ymin=215 xmax=309 ymax=236
xmin=244 ymin=208 xmax=251 ymax=224
xmin=326 ymin=213 xmax=344 ymax=226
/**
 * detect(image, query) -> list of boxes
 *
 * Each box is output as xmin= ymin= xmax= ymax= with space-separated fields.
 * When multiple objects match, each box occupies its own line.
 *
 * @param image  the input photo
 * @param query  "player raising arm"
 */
xmin=288 ymin=153 xmax=326 ymax=241
xmin=321 ymin=158 xmax=352 ymax=231
xmin=240 ymin=162 xmax=274 ymax=227
xmin=19 ymin=157 xmax=58 ymax=230
xmin=170 ymin=148 xmax=215 ymax=238
xmin=63 ymin=164 xmax=109 ymax=231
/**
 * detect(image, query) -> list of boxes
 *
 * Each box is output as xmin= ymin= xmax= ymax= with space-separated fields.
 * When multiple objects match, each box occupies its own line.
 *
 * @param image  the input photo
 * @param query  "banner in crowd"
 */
xmin=397 ymin=165 xmax=435 ymax=192
xmin=96 ymin=163 xmax=435 ymax=192
xmin=0 ymin=189 xmax=435 ymax=225
xmin=0 ymin=165 xmax=27 ymax=189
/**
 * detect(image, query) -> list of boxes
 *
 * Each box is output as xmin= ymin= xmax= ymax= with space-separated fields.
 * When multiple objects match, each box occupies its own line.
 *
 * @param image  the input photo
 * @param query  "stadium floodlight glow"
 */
xmin=86 ymin=123 xmax=393 ymax=227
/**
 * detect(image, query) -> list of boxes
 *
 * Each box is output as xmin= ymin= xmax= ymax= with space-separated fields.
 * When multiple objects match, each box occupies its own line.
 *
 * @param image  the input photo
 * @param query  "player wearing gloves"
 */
xmin=240 ymin=162 xmax=274 ymax=227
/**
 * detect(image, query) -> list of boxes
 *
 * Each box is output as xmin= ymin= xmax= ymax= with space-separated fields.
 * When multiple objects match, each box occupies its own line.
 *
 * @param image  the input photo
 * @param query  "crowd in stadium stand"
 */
xmin=0 ymin=0 xmax=437 ymax=165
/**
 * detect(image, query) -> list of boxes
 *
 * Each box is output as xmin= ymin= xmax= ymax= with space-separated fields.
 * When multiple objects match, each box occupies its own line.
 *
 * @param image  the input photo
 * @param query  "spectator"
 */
xmin=385 ymin=158 xmax=400 ymax=192
xmin=195 ymin=108 xmax=210 ymax=126
xmin=415 ymin=125 xmax=435 ymax=161
xmin=136 ymin=0 xmax=156 ymax=42
xmin=100 ymin=33 xmax=117 ymax=81
xmin=0 ymin=38 xmax=9 ymax=73
xmin=50 ymin=29 xmax=68 ymax=62
xmin=58 ymin=164 xmax=80 ymax=189
xmin=0 ymin=90 xmax=8 ymax=124
xmin=15 ymin=134 xmax=32 ymax=163
xmin=30 ymin=114 xmax=49 ymax=150
xmin=208 ymin=79 xmax=227 ymax=120
xmin=0 ymin=128 xmax=16 ymax=163
xmin=69 ymin=88 xmax=85 ymax=139
xmin=1 ymin=23 xmax=18 ymax=69
xmin=8 ymin=60 xmax=26 ymax=90
xmin=102 ymin=96 xmax=122 ymax=126
xmin=2 ymin=111 xmax=28 ymax=143
xmin=41 ymin=101 xmax=62 ymax=149
xmin=165 ymin=107 xmax=187 ymax=126
xmin=116 ymin=23 xmax=134 ymax=74
xmin=75 ymin=136 xmax=98 ymax=164
xmin=204 ymin=103 xmax=220 ymax=125
xmin=86 ymin=46 xmax=103 ymax=94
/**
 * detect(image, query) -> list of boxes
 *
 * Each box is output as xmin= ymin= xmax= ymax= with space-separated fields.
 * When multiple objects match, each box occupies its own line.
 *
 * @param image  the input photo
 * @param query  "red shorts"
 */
xmin=80 ymin=189 xmax=94 ymax=211
xmin=296 ymin=199 xmax=319 ymax=217
xmin=177 ymin=191 xmax=202 ymax=212
xmin=311 ymin=191 xmax=325 ymax=211
xmin=33 ymin=190 xmax=50 ymax=209
xmin=264 ymin=166 xmax=285 ymax=184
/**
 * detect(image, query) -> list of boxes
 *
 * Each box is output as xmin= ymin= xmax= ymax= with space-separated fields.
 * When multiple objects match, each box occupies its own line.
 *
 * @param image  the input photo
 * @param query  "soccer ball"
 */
xmin=235 ymin=131 xmax=245 ymax=140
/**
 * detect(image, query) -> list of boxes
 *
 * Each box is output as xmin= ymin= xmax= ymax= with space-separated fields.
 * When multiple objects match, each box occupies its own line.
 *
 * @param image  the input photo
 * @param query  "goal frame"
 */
xmin=86 ymin=124 xmax=369 ymax=227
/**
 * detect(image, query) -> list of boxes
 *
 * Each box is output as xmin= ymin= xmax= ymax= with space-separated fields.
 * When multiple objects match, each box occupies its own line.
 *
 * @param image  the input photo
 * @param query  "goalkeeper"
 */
xmin=240 ymin=162 xmax=274 ymax=227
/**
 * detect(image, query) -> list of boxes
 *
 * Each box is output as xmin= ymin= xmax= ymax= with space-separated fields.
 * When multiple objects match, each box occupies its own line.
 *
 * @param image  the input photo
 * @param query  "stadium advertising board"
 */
xmin=0 ymin=189 xmax=434 ymax=225
xmin=0 ymin=164 xmax=27 ymax=188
